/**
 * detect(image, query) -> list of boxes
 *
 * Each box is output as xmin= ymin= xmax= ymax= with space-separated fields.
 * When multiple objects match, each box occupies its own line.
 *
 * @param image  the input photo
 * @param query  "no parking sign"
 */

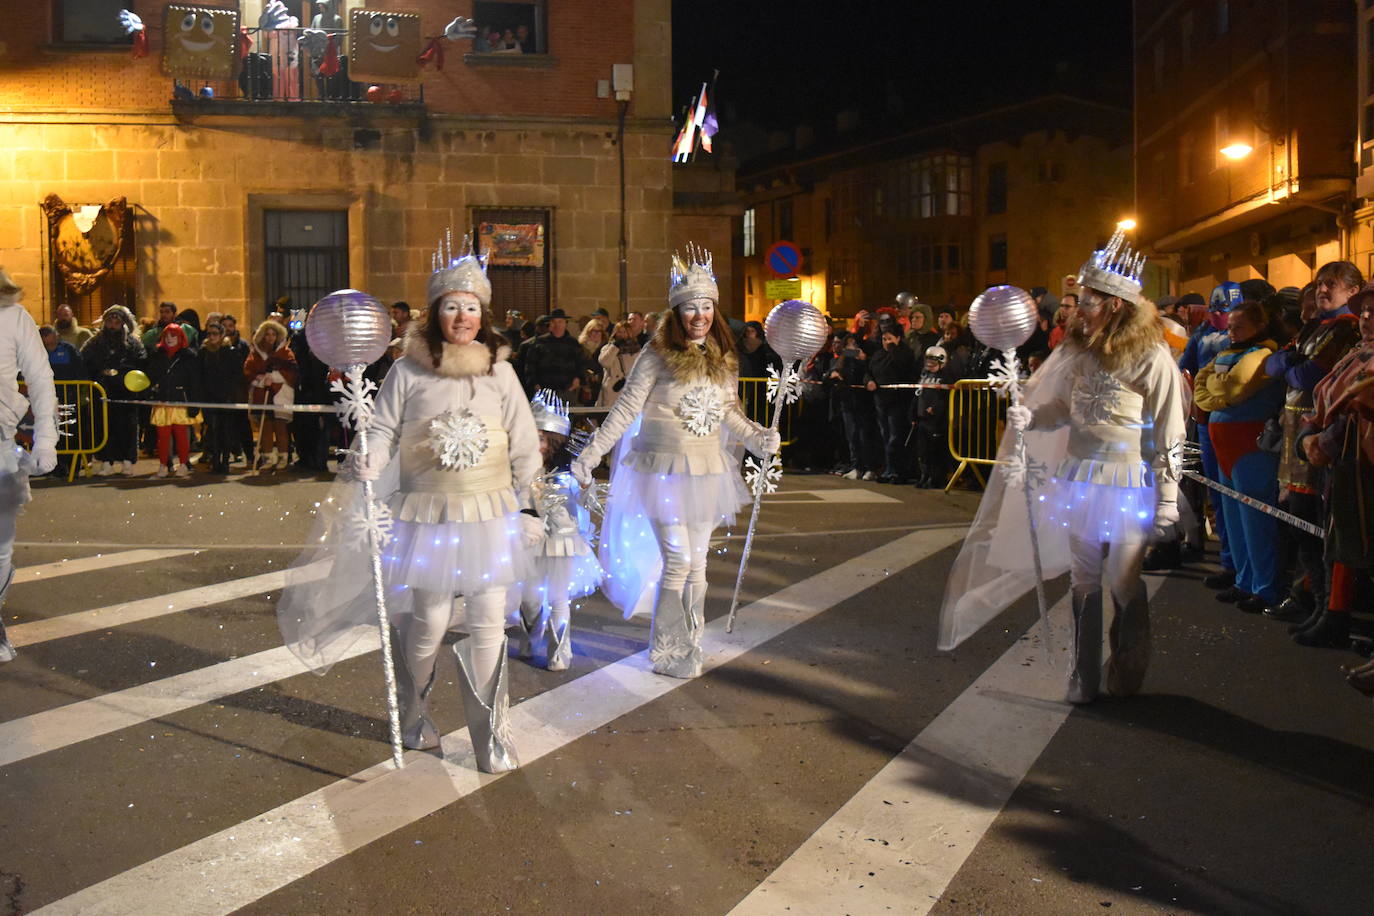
xmin=764 ymin=241 xmax=803 ymax=278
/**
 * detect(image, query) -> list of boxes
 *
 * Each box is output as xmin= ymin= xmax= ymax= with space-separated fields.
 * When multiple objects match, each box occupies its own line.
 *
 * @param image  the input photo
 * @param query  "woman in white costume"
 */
xmin=281 ymin=243 xmax=540 ymax=773
xmin=571 ymin=249 xmax=779 ymax=678
xmin=939 ymin=232 xmax=1186 ymax=704
xmin=0 ymin=268 xmax=57 ymax=662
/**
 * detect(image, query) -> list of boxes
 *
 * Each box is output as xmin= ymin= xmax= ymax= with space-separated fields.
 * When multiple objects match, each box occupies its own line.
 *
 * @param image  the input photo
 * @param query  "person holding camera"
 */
xmin=597 ymin=318 xmax=641 ymax=408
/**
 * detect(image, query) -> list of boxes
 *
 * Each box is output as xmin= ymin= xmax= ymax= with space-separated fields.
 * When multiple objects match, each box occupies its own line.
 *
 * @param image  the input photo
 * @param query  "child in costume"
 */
xmin=515 ymin=390 xmax=603 ymax=671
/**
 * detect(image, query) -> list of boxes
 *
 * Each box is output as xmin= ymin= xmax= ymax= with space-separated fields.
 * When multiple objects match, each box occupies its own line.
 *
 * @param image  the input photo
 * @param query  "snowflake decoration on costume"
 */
xmin=676 ymin=385 xmax=725 ymax=436
xmin=1073 ymin=370 xmax=1123 ymax=425
xmin=1003 ymin=449 xmax=1048 ymax=491
xmin=990 ymin=349 xmax=1024 ymax=400
xmin=427 ymin=408 xmax=489 ymax=470
xmin=329 ymin=373 xmax=377 ymax=430
xmin=743 ymin=453 xmax=783 ymax=495
xmin=339 ymin=498 xmax=394 ymax=548
xmin=1163 ymin=439 xmax=1201 ymax=481
xmin=765 ymin=363 xmax=804 ymax=406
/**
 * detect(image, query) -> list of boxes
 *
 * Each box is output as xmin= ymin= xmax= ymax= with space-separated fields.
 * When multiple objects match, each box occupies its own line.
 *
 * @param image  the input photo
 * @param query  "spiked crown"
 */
xmin=427 ymin=230 xmax=492 ymax=308
xmin=1077 ymin=228 xmax=1146 ymax=305
xmin=530 ymin=388 xmax=571 ymax=437
xmin=669 ymin=244 xmax=719 ymax=308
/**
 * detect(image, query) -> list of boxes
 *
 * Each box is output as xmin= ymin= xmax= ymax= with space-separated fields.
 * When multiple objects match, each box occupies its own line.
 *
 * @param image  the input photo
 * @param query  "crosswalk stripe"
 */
xmin=13 ymin=549 xmax=199 ymax=585
xmin=0 ymin=637 xmax=379 ymax=768
xmin=729 ymin=576 xmax=1167 ymax=915
xmin=7 ymin=566 xmax=323 ymax=648
xmin=32 ymin=525 xmax=967 ymax=916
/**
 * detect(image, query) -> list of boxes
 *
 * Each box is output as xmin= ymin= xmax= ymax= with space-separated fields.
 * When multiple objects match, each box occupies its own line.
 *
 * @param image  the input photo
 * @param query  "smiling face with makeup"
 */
xmin=438 ymin=292 xmax=483 ymax=345
xmin=678 ymin=298 xmax=714 ymax=341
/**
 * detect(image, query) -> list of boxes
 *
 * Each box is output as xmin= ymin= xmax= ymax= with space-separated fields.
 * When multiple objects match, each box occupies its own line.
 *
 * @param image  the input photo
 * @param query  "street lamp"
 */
xmin=1219 ymin=142 xmax=1254 ymax=161
xmin=1116 ymin=218 xmax=1137 ymax=231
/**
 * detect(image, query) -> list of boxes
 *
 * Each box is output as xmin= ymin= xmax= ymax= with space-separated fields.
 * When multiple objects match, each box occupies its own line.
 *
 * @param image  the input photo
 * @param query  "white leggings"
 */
xmin=650 ymin=520 xmax=716 ymax=594
xmin=405 ymin=586 xmax=508 ymax=696
xmin=1069 ymin=534 xmax=1147 ymax=606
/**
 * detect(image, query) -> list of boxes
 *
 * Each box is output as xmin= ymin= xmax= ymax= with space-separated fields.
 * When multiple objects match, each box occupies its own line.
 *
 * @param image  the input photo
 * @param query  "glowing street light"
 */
xmin=1116 ymin=218 xmax=1137 ymax=231
xmin=1219 ymin=142 xmax=1254 ymax=160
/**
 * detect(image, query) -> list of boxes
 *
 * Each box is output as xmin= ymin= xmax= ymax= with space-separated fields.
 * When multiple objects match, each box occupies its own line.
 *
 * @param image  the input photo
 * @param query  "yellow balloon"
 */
xmin=124 ymin=369 xmax=151 ymax=393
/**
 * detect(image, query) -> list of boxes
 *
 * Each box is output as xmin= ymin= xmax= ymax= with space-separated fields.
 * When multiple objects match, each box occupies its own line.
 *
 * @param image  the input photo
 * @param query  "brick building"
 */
xmin=1135 ymin=0 xmax=1356 ymax=294
xmin=731 ymin=96 xmax=1134 ymax=323
xmin=1 ymin=0 xmax=730 ymax=327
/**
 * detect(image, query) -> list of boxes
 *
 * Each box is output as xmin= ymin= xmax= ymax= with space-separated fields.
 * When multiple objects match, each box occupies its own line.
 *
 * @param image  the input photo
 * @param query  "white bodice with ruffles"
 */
xmin=578 ymin=345 xmax=765 ymax=476
xmin=363 ymin=352 xmax=540 ymax=523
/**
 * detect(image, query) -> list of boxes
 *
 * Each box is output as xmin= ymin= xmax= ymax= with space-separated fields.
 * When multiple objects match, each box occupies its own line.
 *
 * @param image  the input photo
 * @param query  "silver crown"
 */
xmin=427 ymin=230 xmax=492 ymax=308
xmin=669 ymin=243 xmax=719 ymax=308
xmin=530 ymin=388 xmax=571 ymax=437
xmin=1077 ymin=228 xmax=1146 ymax=305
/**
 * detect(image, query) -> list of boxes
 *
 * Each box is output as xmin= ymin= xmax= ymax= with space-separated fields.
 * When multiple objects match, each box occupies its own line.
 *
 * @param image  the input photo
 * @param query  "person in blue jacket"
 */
xmin=1177 ymin=281 xmax=1242 ymax=588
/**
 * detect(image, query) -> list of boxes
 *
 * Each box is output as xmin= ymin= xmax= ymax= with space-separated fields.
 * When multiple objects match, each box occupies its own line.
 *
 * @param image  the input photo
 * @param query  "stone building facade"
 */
xmin=734 ymin=96 xmax=1133 ymax=323
xmin=1 ymin=0 xmax=726 ymax=327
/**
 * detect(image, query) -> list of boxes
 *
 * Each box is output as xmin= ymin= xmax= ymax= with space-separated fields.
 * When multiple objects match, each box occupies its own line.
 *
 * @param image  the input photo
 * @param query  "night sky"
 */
xmin=672 ymin=0 xmax=1133 ymax=161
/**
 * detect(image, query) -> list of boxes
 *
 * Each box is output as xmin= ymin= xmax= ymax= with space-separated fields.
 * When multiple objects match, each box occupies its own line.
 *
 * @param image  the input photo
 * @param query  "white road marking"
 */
xmin=0 ymin=636 xmax=379 ymax=768
xmin=8 ymin=567 xmax=324 ymax=648
xmin=33 ymin=525 xmax=967 ymax=916
xmin=729 ymin=577 xmax=1165 ymax=915
xmin=12 ymin=549 xmax=199 ymax=584
xmin=765 ymin=487 xmax=903 ymax=504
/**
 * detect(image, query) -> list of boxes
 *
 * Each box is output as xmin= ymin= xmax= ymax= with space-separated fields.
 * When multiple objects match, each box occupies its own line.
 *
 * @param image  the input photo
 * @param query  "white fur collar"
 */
xmin=403 ymin=328 xmax=510 ymax=379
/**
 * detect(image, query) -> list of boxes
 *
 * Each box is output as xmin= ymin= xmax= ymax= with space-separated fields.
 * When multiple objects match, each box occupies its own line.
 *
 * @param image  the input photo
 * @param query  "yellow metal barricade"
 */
xmin=945 ymin=379 xmax=1004 ymax=492
xmin=54 ymin=380 xmax=109 ymax=481
xmin=737 ymin=377 xmax=799 ymax=446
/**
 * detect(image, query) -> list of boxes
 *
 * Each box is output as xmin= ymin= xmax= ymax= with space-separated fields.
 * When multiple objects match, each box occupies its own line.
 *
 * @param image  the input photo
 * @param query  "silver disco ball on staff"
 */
xmin=968 ymin=285 xmax=1038 ymax=351
xmin=764 ymin=299 xmax=830 ymax=364
xmin=306 ymin=289 xmax=392 ymax=370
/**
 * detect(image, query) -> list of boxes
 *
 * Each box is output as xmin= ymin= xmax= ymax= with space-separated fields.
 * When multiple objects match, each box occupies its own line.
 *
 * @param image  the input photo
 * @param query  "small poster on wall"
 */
xmin=478 ymin=222 xmax=545 ymax=267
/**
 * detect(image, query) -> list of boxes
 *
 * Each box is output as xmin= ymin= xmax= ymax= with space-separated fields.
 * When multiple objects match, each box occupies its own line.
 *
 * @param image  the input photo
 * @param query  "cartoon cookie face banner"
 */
xmin=161 ymin=5 xmax=240 ymax=80
xmin=349 ymin=8 xmax=423 ymax=84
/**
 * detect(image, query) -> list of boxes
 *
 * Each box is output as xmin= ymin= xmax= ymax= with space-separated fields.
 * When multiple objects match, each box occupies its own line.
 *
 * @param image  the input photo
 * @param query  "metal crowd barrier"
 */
xmin=737 ymin=377 xmax=798 ymax=446
xmin=945 ymin=379 xmax=1004 ymax=492
xmin=54 ymin=380 xmax=109 ymax=482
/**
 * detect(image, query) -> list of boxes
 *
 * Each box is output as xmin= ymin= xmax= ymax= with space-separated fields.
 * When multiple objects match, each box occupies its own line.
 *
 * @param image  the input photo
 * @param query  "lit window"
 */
xmin=742 ymin=208 xmax=756 ymax=257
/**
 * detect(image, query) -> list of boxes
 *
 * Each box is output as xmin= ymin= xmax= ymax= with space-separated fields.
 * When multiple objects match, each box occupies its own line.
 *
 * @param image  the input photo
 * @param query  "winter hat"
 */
xmin=100 ymin=304 xmax=136 ymax=333
xmin=0 ymin=267 xmax=21 ymax=306
xmin=1177 ymin=292 xmax=1206 ymax=307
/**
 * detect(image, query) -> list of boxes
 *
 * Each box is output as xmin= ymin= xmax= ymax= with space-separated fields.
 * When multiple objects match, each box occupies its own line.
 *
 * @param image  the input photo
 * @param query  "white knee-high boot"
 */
xmin=0 ymin=564 xmax=15 ymax=664
xmin=546 ymin=600 xmax=572 ymax=671
xmin=453 ymin=588 xmax=518 ymax=773
xmin=397 ymin=589 xmax=449 ymax=750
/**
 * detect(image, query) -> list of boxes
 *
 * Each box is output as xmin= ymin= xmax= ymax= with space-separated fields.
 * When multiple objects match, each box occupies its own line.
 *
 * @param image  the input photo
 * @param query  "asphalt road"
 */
xmin=2 ymin=461 xmax=1371 ymax=915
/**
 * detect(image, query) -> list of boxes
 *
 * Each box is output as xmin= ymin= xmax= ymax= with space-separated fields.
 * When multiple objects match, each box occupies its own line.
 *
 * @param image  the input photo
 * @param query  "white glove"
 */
xmin=757 ymin=428 xmax=781 ymax=455
xmin=298 ymin=29 xmax=329 ymax=59
xmin=570 ymin=455 xmax=594 ymax=488
xmin=1006 ymin=405 xmax=1033 ymax=432
xmin=349 ymin=452 xmax=382 ymax=483
xmin=1152 ymin=500 xmax=1180 ymax=541
xmin=258 ymin=0 xmax=297 ymax=30
xmin=32 ymin=443 xmax=58 ymax=475
xmin=118 ymin=9 xmax=144 ymax=34
xmin=520 ymin=513 xmax=545 ymax=548
xmin=444 ymin=16 xmax=477 ymax=40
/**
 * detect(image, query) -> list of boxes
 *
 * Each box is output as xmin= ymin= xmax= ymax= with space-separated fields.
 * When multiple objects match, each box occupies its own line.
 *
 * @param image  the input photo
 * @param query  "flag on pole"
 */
xmin=701 ymin=88 xmax=718 ymax=153
xmin=671 ymin=91 xmax=700 ymax=162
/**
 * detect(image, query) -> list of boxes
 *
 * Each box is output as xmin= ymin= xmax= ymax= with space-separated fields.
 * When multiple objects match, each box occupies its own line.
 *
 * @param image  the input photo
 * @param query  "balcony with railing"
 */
xmin=168 ymin=27 xmax=424 ymax=121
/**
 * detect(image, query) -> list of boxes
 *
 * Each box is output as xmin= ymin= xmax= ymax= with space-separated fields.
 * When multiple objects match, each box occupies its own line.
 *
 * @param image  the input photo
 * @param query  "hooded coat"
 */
xmin=243 ymin=319 xmax=298 ymax=407
xmin=80 ymin=306 xmax=146 ymax=398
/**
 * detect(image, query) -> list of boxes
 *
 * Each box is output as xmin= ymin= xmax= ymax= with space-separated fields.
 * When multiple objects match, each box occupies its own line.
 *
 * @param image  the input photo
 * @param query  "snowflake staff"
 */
xmin=939 ymin=230 xmax=1186 ymax=705
xmin=571 ymin=247 xmax=779 ymax=679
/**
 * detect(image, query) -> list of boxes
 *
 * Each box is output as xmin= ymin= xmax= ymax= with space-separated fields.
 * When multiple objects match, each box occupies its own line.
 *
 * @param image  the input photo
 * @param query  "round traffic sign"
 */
xmin=764 ymin=241 xmax=802 ymax=278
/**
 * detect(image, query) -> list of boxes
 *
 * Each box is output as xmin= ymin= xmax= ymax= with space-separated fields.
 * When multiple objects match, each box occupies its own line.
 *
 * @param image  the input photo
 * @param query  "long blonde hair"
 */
xmin=1066 ymin=293 xmax=1163 ymax=372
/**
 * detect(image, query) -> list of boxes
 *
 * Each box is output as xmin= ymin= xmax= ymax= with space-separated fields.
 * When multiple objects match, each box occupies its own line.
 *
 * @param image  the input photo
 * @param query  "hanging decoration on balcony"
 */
xmin=418 ymin=16 xmax=478 ymax=71
xmin=348 ymin=8 xmax=422 ymax=84
xmin=160 ymin=5 xmax=241 ymax=80
xmin=117 ymin=9 xmax=148 ymax=59
xmin=40 ymin=195 xmax=130 ymax=297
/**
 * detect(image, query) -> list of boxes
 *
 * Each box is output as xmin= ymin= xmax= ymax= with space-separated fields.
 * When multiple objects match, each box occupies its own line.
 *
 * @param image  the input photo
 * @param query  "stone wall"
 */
xmin=1 ymin=115 xmax=681 ymax=324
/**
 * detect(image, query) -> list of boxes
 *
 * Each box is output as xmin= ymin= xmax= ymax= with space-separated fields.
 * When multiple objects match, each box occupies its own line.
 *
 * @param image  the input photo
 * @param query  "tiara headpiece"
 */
xmin=529 ymin=388 xmax=571 ymax=437
xmin=669 ymin=243 xmax=719 ymax=308
xmin=1077 ymin=228 xmax=1146 ymax=305
xmin=427 ymin=230 xmax=492 ymax=308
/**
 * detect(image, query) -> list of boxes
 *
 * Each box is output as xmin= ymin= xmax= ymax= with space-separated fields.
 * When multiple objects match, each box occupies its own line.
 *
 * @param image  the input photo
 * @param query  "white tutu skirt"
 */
xmin=1044 ymin=477 xmax=1155 ymax=544
xmin=383 ymin=512 xmax=532 ymax=595
xmin=522 ymin=551 xmax=604 ymax=609
xmin=614 ymin=461 xmax=751 ymax=527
